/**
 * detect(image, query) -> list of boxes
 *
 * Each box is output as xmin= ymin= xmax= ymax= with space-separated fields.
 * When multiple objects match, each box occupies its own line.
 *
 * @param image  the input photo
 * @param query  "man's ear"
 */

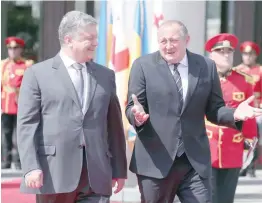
xmin=64 ymin=35 xmax=72 ymax=46
xmin=186 ymin=35 xmax=190 ymax=45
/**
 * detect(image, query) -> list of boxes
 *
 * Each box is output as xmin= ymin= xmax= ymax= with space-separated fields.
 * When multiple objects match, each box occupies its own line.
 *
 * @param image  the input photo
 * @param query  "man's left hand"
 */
xmin=234 ymin=96 xmax=262 ymax=121
xmin=112 ymin=178 xmax=125 ymax=194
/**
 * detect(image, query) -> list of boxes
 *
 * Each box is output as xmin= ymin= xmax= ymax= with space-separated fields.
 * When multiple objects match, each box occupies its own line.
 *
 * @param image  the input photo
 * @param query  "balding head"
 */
xmin=158 ymin=20 xmax=189 ymax=40
xmin=157 ymin=20 xmax=190 ymax=64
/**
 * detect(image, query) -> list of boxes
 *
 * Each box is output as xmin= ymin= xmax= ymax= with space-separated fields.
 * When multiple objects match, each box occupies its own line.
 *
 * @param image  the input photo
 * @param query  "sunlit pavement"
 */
xmin=110 ymin=170 xmax=262 ymax=203
xmin=2 ymin=168 xmax=261 ymax=203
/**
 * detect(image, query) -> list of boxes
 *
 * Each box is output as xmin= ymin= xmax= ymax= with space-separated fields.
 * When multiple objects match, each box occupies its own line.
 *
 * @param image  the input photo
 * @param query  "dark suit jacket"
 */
xmin=17 ymin=54 xmax=127 ymax=195
xmin=125 ymin=50 xmax=241 ymax=179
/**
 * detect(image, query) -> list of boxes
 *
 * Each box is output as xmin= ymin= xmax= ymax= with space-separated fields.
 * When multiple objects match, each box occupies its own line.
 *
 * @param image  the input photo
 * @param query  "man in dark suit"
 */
xmin=17 ymin=11 xmax=127 ymax=203
xmin=125 ymin=20 xmax=262 ymax=203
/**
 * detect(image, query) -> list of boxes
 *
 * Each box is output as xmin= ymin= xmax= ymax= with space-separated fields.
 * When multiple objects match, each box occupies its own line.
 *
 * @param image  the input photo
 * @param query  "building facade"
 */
xmin=1 ymin=0 xmax=262 ymax=159
xmin=1 ymin=1 xmax=262 ymax=65
xmin=1 ymin=1 xmax=261 ymax=201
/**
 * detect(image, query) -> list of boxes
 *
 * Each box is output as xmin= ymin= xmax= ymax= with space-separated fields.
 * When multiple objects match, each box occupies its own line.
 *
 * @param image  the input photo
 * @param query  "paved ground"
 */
xmin=234 ymin=171 xmax=262 ymax=203
xmin=2 ymin=168 xmax=262 ymax=203
xmin=110 ymin=170 xmax=262 ymax=202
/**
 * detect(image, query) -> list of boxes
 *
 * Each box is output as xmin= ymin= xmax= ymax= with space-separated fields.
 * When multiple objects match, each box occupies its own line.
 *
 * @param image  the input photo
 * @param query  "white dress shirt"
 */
xmin=169 ymin=53 xmax=189 ymax=101
xmin=59 ymin=51 xmax=88 ymax=113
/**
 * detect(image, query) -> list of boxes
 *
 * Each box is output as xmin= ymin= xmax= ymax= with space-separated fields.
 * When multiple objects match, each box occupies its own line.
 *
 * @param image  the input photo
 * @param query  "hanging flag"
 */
xmin=95 ymin=1 xmax=107 ymax=66
xmin=95 ymin=1 xmax=113 ymax=67
xmin=106 ymin=12 xmax=113 ymax=65
xmin=151 ymin=0 xmax=164 ymax=53
xmin=127 ymin=0 xmax=149 ymax=143
xmin=140 ymin=0 xmax=149 ymax=56
xmin=129 ymin=0 xmax=149 ymax=66
xmin=108 ymin=0 xmax=130 ymax=133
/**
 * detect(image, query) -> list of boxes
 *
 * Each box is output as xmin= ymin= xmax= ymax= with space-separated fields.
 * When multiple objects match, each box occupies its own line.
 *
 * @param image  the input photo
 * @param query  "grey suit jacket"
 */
xmin=17 ymin=54 xmax=127 ymax=195
xmin=125 ymin=50 xmax=241 ymax=179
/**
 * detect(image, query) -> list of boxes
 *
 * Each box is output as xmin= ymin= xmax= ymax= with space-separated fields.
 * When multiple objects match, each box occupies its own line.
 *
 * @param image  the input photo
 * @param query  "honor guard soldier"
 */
xmin=236 ymin=41 xmax=261 ymax=107
xmin=205 ymin=33 xmax=258 ymax=203
xmin=236 ymin=41 xmax=261 ymax=177
xmin=1 ymin=36 xmax=33 ymax=169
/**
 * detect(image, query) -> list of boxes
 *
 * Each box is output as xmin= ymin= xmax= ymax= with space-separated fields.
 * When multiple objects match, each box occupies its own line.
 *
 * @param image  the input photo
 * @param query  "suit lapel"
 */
xmin=83 ymin=61 xmax=97 ymax=115
xmin=181 ymin=51 xmax=202 ymax=113
xmin=53 ymin=54 xmax=82 ymax=110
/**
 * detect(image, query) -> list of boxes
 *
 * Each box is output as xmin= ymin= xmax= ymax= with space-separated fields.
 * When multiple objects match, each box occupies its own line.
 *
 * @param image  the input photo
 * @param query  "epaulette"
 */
xmin=234 ymin=64 xmax=242 ymax=70
xmin=232 ymin=67 xmax=255 ymax=85
xmin=1 ymin=58 xmax=9 ymax=68
xmin=25 ymin=59 xmax=34 ymax=67
xmin=1 ymin=58 xmax=9 ymax=65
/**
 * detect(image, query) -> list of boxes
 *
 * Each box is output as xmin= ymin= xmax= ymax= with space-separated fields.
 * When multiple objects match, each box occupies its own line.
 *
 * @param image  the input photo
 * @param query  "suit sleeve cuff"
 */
xmin=231 ymin=108 xmax=243 ymax=131
xmin=24 ymin=169 xmax=42 ymax=177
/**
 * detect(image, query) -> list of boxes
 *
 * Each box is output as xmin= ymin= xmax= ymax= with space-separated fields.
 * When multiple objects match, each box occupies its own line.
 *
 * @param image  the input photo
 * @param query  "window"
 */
xmin=1 ymin=1 xmax=41 ymax=61
xmin=205 ymin=0 xmax=222 ymax=42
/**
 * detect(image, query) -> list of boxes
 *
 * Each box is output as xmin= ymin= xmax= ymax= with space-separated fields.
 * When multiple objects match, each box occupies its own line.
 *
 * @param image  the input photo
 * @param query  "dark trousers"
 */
xmin=1 ymin=113 xmax=19 ymax=165
xmin=36 ymin=148 xmax=110 ymax=203
xmin=212 ymin=167 xmax=240 ymax=203
xmin=137 ymin=154 xmax=212 ymax=203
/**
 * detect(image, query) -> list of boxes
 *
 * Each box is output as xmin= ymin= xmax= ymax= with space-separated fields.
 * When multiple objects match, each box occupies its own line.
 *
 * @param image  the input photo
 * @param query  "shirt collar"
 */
xmin=59 ymin=50 xmax=86 ymax=68
xmin=168 ymin=53 xmax=188 ymax=68
xmin=179 ymin=53 xmax=188 ymax=67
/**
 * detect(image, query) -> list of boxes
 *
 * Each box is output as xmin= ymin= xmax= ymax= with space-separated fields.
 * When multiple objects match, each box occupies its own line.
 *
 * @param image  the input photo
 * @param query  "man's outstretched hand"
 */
xmin=131 ymin=94 xmax=149 ymax=125
xmin=234 ymin=95 xmax=262 ymax=121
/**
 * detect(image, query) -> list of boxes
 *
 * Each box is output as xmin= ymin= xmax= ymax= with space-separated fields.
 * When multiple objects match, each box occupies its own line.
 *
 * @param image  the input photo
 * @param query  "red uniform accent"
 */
xmin=5 ymin=36 xmax=25 ymax=48
xmin=237 ymin=41 xmax=262 ymax=107
xmin=240 ymin=41 xmax=260 ymax=55
xmin=206 ymin=70 xmax=257 ymax=168
xmin=205 ymin=33 xmax=238 ymax=52
xmin=1 ymin=58 xmax=33 ymax=114
xmin=236 ymin=64 xmax=262 ymax=108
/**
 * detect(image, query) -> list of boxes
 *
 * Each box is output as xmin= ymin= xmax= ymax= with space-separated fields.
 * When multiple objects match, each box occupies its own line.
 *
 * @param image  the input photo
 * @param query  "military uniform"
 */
xmin=236 ymin=41 xmax=261 ymax=107
xmin=236 ymin=41 xmax=261 ymax=177
xmin=1 ymin=37 xmax=33 ymax=169
xmin=205 ymin=34 xmax=257 ymax=203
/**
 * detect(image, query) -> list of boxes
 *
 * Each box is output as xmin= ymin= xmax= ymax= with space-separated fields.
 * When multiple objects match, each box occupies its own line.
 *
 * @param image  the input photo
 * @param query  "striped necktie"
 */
xmin=173 ymin=63 xmax=185 ymax=157
xmin=173 ymin=63 xmax=183 ymax=112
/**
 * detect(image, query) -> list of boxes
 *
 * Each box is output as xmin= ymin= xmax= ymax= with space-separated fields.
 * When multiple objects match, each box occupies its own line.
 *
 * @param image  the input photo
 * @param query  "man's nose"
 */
xmin=166 ymin=41 xmax=173 ymax=49
xmin=93 ymin=39 xmax=98 ymax=46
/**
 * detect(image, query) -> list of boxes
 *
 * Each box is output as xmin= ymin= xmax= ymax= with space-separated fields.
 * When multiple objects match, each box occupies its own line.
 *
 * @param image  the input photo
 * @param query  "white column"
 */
xmin=75 ymin=1 xmax=86 ymax=12
xmin=1 ymin=1 xmax=8 ymax=59
xmin=163 ymin=1 xmax=207 ymax=55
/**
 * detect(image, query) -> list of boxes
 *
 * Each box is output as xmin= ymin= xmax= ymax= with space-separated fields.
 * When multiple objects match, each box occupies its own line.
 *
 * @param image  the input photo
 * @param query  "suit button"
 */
xmin=78 ymin=145 xmax=83 ymax=149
